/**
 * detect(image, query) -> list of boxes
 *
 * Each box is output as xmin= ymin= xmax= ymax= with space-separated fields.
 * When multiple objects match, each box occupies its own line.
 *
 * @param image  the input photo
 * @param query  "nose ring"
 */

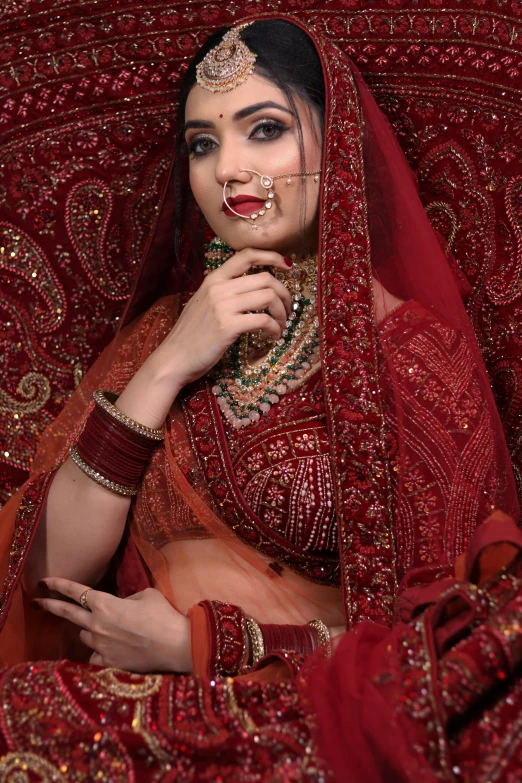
xmin=222 ymin=168 xmax=321 ymax=230
xmin=223 ymin=169 xmax=275 ymax=228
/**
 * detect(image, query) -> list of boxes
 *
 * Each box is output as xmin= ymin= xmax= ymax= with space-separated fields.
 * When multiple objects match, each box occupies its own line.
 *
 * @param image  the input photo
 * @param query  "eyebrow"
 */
xmin=183 ymin=101 xmax=293 ymax=133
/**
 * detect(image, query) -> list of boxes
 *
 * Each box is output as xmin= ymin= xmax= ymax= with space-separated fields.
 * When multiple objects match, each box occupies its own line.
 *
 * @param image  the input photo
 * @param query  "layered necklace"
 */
xmin=204 ymin=238 xmax=320 ymax=430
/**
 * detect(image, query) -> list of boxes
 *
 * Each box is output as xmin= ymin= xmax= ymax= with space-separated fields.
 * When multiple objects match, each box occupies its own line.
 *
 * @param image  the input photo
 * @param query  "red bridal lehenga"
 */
xmin=0 ymin=15 xmax=521 ymax=783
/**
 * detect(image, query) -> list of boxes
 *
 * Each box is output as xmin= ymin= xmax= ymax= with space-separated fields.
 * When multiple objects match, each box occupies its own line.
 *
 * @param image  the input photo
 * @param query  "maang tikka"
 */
xmin=196 ymin=23 xmax=257 ymax=93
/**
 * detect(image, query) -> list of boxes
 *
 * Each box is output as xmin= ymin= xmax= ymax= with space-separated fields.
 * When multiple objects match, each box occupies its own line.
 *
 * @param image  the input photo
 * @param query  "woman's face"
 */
xmin=184 ymin=73 xmax=322 ymax=256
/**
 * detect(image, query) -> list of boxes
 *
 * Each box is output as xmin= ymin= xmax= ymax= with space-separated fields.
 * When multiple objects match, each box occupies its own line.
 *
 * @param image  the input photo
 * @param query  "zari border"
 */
xmin=0 ymin=471 xmax=57 ymax=630
xmin=310 ymin=29 xmax=397 ymax=626
xmin=201 ymin=600 xmax=249 ymax=678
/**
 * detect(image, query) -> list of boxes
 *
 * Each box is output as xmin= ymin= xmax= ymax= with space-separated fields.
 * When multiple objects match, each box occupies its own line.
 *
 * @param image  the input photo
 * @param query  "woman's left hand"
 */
xmin=33 ymin=578 xmax=192 ymax=673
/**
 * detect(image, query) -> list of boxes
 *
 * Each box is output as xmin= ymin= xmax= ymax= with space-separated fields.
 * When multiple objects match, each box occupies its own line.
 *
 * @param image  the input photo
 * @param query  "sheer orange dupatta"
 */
xmin=0 ymin=300 xmax=179 ymax=665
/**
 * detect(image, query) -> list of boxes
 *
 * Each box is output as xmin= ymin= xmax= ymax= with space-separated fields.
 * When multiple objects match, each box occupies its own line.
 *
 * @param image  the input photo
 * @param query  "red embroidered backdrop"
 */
xmin=1 ymin=0 xmax=522 ymax=507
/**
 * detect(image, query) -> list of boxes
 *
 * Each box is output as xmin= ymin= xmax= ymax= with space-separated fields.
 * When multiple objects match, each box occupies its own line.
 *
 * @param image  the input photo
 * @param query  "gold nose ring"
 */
xmin=222 ymin=169 xmax=275 ymax=227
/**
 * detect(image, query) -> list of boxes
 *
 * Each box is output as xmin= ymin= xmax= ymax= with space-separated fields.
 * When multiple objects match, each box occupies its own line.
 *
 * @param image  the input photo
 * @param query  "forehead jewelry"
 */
xmin=196 ymin=24 xmax=257 ymax=93
xmin=223 ymin=169 xmax=322 ymax=229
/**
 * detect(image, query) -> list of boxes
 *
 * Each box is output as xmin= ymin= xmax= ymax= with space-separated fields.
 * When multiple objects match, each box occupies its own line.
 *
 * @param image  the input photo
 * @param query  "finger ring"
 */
xmin=79 ymin=589 xmax=92 ymax=612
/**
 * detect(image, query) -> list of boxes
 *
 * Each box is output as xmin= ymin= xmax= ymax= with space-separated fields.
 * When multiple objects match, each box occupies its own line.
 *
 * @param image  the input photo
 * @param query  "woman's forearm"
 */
xmin=22 ymin=349 xmax=186 ymax=596
xmin=22 ymin=459 xmax=132 ymax=595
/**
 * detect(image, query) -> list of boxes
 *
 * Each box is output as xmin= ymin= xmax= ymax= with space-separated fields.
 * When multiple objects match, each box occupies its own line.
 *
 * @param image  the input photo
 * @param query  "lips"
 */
xmin=222 ymin=194 xmax=267 ymax=217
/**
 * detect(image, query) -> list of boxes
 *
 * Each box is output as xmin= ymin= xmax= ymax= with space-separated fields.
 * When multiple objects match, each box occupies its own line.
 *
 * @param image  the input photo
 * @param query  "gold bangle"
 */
xmin=307 ymin=618 xmax=331 ymax=651
xmin=70 ymin=445 xmax=138 ymax=496
xmin=93 ymin=390 xmax=164 ymax=441
xmin=245 ymin=617 xmax=265 ymax=666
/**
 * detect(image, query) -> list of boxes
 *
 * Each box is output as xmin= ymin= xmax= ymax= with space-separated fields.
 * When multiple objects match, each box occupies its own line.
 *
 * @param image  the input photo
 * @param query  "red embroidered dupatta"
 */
xmin=0 ymin=16 xmax=518 ymax=668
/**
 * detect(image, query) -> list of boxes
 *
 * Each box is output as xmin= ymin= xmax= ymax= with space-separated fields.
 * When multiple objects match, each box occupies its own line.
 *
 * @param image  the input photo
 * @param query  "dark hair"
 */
xmin=172 ymin=20 xmax=325 ymax=271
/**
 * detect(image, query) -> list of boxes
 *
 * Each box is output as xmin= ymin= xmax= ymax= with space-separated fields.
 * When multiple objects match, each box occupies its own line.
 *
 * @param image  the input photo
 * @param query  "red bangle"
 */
xmin=259 ymin=623 xmax=319 ymax=656
xmin=77 ymin=404 xmax=157 ymax=485
xmin=198 ymin=601 xmax=249 ymax=678
xmin=73 ymin=393 xmax=162 ymax=493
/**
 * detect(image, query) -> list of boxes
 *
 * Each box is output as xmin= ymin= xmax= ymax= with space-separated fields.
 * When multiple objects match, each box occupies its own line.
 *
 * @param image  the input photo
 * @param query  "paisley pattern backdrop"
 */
xmin=1 ymin=0 xmax=522 ymax=507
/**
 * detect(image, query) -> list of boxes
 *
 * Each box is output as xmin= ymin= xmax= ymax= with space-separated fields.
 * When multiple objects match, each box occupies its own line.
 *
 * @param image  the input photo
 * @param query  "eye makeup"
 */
xmin=187 ymin=118 xmax=290 ymax=157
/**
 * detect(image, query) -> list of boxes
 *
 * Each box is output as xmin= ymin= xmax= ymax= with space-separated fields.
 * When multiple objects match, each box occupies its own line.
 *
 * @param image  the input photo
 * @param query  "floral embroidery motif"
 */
xmin=381 ymin=302 xmax=498 ymax=574
xmin=237 ymin=423 xmax=337 ymax=555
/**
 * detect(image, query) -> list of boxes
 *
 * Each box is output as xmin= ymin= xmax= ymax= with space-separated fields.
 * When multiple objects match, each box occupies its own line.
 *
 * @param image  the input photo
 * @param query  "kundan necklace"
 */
xmin=204 ymin=237 xmax=320 ymax=430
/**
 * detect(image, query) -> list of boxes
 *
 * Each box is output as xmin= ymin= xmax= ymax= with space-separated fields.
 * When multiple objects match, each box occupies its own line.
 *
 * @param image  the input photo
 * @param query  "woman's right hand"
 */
xmin=147 ymin=248 xmax=293 ymax=390
xmin=113 ymin=248 xmax=292 ymax=430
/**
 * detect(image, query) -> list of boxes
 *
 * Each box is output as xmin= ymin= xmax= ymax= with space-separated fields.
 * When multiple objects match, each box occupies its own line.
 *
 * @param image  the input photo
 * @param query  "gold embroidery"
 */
xmin=0 ymin=753 xmax=67 ymax=783
xmin=93 ymin=669 xmax=162 ymax=699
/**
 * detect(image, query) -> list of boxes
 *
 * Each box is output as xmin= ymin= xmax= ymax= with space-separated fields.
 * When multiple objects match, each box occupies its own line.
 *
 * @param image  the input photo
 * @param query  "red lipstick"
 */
xmin=222 ymin=194 xmax=267 ymax=217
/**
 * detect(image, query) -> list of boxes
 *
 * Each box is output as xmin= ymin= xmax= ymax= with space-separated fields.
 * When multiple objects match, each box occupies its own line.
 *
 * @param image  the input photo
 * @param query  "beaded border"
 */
xmin=70 ymin=445 xmax=138 ymax=496
xmin=93 ymin=390 xmax=164 ymax=441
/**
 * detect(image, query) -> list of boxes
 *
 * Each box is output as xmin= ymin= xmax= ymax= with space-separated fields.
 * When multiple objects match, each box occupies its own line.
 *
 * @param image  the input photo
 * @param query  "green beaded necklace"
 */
xmin=204 ymin=237 xmax=320 ymax=430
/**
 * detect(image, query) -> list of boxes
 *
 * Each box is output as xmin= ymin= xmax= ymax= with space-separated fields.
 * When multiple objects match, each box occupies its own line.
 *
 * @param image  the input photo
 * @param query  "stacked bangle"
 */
xmin=306 ymin=618 xmax=331 ymax=650
xmin=189 ymin=601 xmax=333 ymax=678
xmin=70 ymin=445 xmax=139 ymax=496
xmin=259 ymin=622 xmax=318 ymax=656
xmin=92 ymin=390 xmax=164 ymax=441
xmin=244 ymin=617 xmax=332 ymax=667
xmin=70 ymin=390 xmax=163 ymax=496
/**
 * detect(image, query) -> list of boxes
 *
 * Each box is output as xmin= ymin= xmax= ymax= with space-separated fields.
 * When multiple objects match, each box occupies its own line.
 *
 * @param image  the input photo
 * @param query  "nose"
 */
xmin=214 ymin=140 xmax=252 ymax=188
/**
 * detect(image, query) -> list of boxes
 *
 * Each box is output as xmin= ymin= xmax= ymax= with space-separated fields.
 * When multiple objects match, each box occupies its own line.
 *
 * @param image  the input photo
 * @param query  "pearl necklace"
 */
xmin=204 ymin=239 xmax=320 ymax=430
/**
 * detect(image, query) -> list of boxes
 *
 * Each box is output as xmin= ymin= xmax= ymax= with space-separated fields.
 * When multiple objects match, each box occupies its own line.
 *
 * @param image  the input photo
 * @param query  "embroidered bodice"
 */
xmin=224 ymin=371 xmax=338 ymax=557
xmin=180 ymin=365 xmax=341 ymax=585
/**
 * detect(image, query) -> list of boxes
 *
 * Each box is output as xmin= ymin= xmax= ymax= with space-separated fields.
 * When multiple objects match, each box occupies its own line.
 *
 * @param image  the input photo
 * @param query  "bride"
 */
xmin=0 ymin=16 xmax=518 ymax=782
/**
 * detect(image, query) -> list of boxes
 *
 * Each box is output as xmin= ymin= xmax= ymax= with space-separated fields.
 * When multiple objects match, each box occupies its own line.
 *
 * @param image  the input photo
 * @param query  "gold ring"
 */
xmin=79 ymin=588 xmax=92 ymax=612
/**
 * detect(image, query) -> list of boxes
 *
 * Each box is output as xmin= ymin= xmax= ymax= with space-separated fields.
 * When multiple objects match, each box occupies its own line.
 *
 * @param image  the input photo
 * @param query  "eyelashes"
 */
xmin=188 ymin=136 xmax=215 ymax=156
xmin=188 ymin=119 xmax=289 ymax=158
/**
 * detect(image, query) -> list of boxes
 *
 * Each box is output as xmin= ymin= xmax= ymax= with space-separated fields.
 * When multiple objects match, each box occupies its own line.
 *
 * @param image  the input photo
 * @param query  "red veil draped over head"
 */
xmin=0 ymin=14 xmax=519 ymax=782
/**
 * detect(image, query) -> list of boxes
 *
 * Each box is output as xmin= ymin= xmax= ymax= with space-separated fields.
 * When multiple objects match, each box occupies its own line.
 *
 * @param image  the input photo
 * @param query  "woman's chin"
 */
xmin=210 ymin=218 xmax=288 ymax=252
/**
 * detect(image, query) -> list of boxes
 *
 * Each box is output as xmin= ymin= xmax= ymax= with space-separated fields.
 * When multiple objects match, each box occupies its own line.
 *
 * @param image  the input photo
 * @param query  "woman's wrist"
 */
xmin=156 ymin=614 xmax=192 ymax=674
xmin=175 ymin=615 xmax=193 ymax=673
xmin=115 ymin=349 xmax=187 ymax=430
